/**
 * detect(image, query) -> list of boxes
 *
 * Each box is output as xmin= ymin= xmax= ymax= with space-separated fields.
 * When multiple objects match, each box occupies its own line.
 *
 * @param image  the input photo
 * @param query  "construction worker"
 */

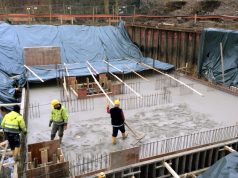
xmin=1 ymin=105 xmax=27 ymax=161
xmin=0 ymin=106 xmax=11 ymax=127
xmin=107 ymin=100 xmax=128 ymax=145
xmin=97 ymin=172 xmax=106 ymax=178
xmin=49 ymin=99 xmax=68 ymax=143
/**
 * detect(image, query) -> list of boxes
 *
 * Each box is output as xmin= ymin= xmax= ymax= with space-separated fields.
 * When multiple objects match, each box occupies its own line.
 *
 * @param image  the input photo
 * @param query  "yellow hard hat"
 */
xmin=51 ymin=99 xmax=59 ymax=107
xmin=114 ymin=99 xmax=120 ymax=105
xmin=98 ymin=172 xmax=105 ymax=178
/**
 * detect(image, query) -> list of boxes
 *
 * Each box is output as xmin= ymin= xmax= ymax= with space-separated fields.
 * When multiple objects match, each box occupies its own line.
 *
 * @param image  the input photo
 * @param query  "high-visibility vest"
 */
xmin=50 ymin=106 xmax=68 ymax=124
xmin=1 ymin=111 xmax=27 ymax=133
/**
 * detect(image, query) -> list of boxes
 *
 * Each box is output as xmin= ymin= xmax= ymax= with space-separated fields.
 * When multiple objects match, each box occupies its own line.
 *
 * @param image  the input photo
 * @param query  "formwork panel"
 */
xmin=110 ymin=147 xmax=140 ymax=169
xmin=24 ymin=46 xmax=61 ymax=65
xmin=27 ymin=140 xmax=60 ymax=163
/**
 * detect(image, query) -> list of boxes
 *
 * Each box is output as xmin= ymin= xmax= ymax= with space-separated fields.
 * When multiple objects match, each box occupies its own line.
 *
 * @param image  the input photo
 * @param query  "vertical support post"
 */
xmin=93 ymin=6 xmax=95 ymax=24
xmin=133 ymin=5 xmax=135 ymax=24
xmin=194 ymin=14 xmax=197 ymax=24
xmin=49 ymin=4 xmax=52 ymax=24
xmin=220 ymin=42 xmax=225 ymax=84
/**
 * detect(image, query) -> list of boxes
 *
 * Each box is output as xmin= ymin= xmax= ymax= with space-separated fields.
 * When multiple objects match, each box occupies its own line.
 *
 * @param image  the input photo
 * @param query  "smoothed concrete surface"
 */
xmin=27 ymin=75 xmax=238 ymax=161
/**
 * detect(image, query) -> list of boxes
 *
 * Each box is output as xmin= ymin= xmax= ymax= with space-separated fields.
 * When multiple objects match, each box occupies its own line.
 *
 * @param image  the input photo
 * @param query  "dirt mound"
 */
xmin=146 ymin=0 xmax=238 ymax=16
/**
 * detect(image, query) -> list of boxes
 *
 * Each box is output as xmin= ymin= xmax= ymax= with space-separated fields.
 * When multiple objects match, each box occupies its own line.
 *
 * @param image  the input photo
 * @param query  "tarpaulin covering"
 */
xmin=198 ymin=152 xmax=238 ymax=178
xmin=0 ymin=21 xmax=174 ymax=103
xmin=198 ymin=28 xmax=238 ymax=87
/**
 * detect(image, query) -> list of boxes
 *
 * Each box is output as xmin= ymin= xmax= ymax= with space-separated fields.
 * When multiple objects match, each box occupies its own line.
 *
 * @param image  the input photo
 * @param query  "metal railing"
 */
xmin=61 ymin=98 xmax=95 ymax=113
xmin=140 ymin=124 xmax=238 ymax=159
xmin=155 ymin=74 xmax=180 ymax=91
xmin=0 ymin=4 xmax=136 ymax=15
xmin=114 ymin=91 xmax=172 ymax=110
xmin=67 ymin=153 xmax=109 ymax=176
xmin=69 ymin=124 xmax=238 ymax=176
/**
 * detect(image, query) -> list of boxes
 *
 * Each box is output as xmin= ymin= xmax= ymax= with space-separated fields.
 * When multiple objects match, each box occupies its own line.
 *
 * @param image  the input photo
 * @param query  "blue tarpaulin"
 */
xmin=0 ymin=21 xmax=174 ymax=103
xmin=198 ymin=152 xmax=238 ymax=178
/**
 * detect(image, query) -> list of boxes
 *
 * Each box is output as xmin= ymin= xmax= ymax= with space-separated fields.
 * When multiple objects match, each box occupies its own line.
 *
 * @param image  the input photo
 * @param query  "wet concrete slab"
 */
xmin=27 ymin=74 xmax=238 ymax=160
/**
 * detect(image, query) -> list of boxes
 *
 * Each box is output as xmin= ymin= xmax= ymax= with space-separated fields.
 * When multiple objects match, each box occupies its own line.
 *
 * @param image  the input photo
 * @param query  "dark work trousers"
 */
xmin=112 ymin=125 xmax=125 ymax=137
xmin=51 ymin=123 xmax=64 ymax=140
xmin=5 ymin=132 xmax=20 ymax=150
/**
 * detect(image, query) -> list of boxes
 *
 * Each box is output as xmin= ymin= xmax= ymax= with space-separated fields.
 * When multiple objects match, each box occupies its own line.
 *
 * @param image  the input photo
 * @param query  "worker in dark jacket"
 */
xmin=107 ymin=100 xmax=128 ymax=144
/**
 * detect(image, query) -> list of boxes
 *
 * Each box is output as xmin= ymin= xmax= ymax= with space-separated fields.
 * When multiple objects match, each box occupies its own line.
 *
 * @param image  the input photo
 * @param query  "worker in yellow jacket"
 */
xmin=1 ymin=105 xmax=27 ymax=161
xmin=49 ymin=99 xmax=68 ymax=143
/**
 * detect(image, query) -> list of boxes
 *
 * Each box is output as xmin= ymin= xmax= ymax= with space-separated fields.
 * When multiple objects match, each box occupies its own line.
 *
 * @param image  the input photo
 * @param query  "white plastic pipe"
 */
xmin=163 ymin=162 xmax=180 ymax=178
xmin=24 ymin=65 xmax=44 ymax=82
xmin=224 ymin=146 xmax=236 ymax=153
xmin=87 ymin=67 xmax=114 ymax=105
xmin=127 ymin=58 xmax=203 ymax=96
xmin=220 ymin=43 xmax=225 ymax=84
xmin=103 ymin=60 xmax=123 ymax=73
xmin=124 ymin=64 xmax=149 ymax=81
xmin=63 ymin=76 xmax=69 ymax=96
xmin=109 ymin=72 xmax=142 ymax=98
xmin=86 ymin=61 xmax=99 ymax=75
xmin=0 ymin=103 xmax=21 ymax=107
xmin=63 ymin=63 xmax=70 ymax=77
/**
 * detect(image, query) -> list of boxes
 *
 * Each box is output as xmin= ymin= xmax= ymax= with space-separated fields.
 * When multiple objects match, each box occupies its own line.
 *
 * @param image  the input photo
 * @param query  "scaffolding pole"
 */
xmin=24 ymin=65 xmax=44 ymax=83
xmin=103 ymin=60 xmax=123 ymax=73
xmin=87 ymin=66 xmax=113 ymax=105
xmin=124 ymin=64 xmax=149 ymax=81
xmin=109 ymin=72 xmax=142 ymax=98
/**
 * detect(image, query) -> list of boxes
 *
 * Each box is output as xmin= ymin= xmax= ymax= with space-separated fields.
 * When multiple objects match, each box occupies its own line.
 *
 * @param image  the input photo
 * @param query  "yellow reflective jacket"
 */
xmin=50 ymin=106 xmax=68 ymax=124
xmin=1 ymin=111 xmax=27 ymax=133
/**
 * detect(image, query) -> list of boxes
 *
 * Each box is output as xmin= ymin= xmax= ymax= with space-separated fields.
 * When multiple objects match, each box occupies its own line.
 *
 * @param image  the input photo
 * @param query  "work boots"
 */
xmin=122 ymin=132 xmax=128 ymax=139
xmin=112 ymin=137 xmax=116 ymax=145
xmin=13 ymin=147 xmax=20 ymax=161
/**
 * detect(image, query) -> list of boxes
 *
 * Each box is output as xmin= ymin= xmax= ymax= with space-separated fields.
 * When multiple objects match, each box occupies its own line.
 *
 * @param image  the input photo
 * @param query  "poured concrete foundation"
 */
xmin=27 ymin=73 xmax=238 ymax=163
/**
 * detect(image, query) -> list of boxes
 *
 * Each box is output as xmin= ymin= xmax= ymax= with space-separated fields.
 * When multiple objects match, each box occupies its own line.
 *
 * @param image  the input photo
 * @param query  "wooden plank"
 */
xmin=28 ymin=140 xmax=60 ymax=164
xmin=13 ymin=162 xmax=18 ymax=178
xmin=26 ymin=162 xmax=69 ymax=178
xmin=41 ymin=150 xmax=48 ymax=164
xmin=33 ymin=158 xmax=38 ymax=168
xmin=59 ymin=155 xmax=64 ymax=163
xmin=39 ymin=146 xmax=49 ymax=152
xmin=28 ymin=162 xmax=33 ymax=169
xmin=53 ymin=154 xmax=57 ymax=163
xmin=57 ymin=148 xmax=62 ymax=157
xmin=24 ymin=47 xmax=61 ymax=66
xmin=110 ymin=147 xmax=139 ymax=169
xmin=0 ymin=141 xmax=8 ymax=172
xmin=28 ymin=152 xmax=32 ymax=163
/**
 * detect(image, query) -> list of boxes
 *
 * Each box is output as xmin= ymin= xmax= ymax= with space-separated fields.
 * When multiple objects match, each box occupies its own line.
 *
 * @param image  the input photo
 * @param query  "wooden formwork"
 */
xmin=24 ymin=46 xmax=61 ymax=66
xmin=26 ymin=140 xmax=69 ymax=178
xmin=68 ymin=74 xmax=123 ymax=99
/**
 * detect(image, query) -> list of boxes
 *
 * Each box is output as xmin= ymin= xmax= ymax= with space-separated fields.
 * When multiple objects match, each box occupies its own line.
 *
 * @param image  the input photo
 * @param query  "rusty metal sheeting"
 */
xmin=126 ymin=25 xmax=201 ymax=72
